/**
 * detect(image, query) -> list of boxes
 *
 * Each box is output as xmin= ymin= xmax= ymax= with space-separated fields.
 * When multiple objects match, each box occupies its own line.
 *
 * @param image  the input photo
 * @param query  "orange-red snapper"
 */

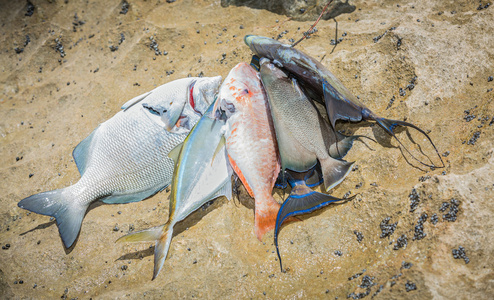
xmin=215 ymin=62 xmax=280 ymax=241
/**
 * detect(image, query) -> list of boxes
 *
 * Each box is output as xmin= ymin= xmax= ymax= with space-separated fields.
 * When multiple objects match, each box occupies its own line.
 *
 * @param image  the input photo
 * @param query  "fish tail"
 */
xmin=371 ymin=115 xmax=445 ymax=168
xmin=275 ymin=184 xmax=349 ymax=271
xmin=116 ymin=223 xmax=172 ymax=280
xmin=319 ymin=156 xmax=354 ymax=192
xmin=18 ymin=187 xmax=87 ymax=248
xmin=254 ymin=195 xmax=280 ymax=241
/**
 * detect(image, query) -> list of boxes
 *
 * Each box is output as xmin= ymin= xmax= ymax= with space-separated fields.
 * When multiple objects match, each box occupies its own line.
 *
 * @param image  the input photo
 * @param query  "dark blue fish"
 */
xmin=245 ymin=35 xmax=444 ymax=169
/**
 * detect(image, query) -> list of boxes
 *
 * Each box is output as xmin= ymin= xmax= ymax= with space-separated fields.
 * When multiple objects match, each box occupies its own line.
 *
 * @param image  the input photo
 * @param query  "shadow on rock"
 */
xmin=115 ymin=196 xmax=229 ymax=261
xmin=221 ymin=0 xmax=356 ymax=21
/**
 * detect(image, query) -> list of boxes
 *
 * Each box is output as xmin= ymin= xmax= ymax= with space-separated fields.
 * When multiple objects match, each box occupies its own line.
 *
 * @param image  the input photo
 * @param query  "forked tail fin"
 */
xmin=274 ymin=184 xmax=349 ymax=271
xmin=372 ymin=116 xmax=444 ymax=168
xmin=18 ymin=188 xmax=87 ymax=248
xmin=116 ymin=223 xmax=173 ymax=280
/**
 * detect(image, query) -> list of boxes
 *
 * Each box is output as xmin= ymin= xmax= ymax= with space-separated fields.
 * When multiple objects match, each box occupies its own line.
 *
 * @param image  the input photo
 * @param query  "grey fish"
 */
xmin=117 ymin=99 xmax=233 ymax=280
xmin=18 ymin=76 xmax=222 ymax=248
xmin=245 ymin=35 xmax=444 ymax=168
xmin=260 ymin=59 xmax=354 ymax=191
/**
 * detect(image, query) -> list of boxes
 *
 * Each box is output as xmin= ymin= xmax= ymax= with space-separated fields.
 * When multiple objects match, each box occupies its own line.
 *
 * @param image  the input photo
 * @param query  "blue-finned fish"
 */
xmin=117 ymin=99 xmax=233 ymax=280
xmin=18 ymin=76 xmax=222 ymax=249
xmin=259 ymin=59 xmax=358 ymax=270
xmin=259 ymin=58 xmax=355 ymax=192
xmin=244 ymin=35 xmax=444 ymax=169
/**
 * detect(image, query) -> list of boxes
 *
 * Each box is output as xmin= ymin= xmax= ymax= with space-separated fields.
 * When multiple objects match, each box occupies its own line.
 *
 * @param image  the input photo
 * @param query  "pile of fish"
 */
xmin=18 ymin=35 xmax=443 ymax=279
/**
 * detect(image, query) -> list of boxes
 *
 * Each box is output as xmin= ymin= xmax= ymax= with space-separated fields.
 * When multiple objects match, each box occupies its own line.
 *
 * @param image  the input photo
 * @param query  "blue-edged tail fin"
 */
xmin=274 ymin=183 xmax=350 ymax=271
xmin=372 ymin=116 xmax=444 ymax=168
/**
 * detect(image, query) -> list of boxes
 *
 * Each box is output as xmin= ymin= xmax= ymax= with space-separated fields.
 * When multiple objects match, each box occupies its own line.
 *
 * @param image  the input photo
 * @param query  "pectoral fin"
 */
xmin=322 ymin=79 xmax=363 ymax=130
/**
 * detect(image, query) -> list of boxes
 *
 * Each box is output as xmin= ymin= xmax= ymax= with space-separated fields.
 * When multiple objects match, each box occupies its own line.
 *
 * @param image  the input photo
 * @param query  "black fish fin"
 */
xmin=274 ymin=184 xmax=349 ymax=271
xmin=373 ymin=117 xmax=444 ymax=168
xmin=319 ymin=157 xmax=354 ymax=192
xmin=322 ymin=79 xmax=363 ymax=130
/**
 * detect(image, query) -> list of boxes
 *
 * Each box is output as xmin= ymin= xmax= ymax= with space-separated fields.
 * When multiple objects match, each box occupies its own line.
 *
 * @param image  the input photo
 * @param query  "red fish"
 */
xmin=215 ymin=62 xmax=280 ymax=241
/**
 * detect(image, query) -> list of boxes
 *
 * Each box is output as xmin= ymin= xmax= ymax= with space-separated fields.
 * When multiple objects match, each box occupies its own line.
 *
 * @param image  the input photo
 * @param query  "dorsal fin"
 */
xmin=121 ymin=91 xmax=151 ymax=111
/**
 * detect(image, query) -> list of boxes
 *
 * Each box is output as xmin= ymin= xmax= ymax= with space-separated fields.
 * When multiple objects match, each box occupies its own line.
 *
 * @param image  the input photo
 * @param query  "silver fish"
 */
xmin=245 ymin=35 xmax=444 ymax=168
xmin=259 ymin=59 xmax=354 ymax=191
xmin=117 ymin=99 xmax=233 ymax=280
xmin=18 ymin=76 xmax=222 ymax=249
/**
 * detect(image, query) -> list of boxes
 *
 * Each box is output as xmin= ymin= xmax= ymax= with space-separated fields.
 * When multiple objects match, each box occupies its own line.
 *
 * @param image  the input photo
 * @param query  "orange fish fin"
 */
xmin=228 ymin=154 xmax=254 ymax=198
xmin=254 ymin=196 xmax=280 ymax=241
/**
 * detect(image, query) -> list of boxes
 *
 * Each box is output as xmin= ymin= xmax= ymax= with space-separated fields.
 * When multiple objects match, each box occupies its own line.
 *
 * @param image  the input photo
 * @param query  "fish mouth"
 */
xmin=244 ymin=35 xmax=257 ymax=47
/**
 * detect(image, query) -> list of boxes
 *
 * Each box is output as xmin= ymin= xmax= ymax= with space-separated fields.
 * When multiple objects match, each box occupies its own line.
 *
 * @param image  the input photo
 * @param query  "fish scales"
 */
xmin=72 ymin=108 xmax=185 ymax=204
xmin=217 ymin=62 xmax=280 ymax=240
xmin=118 ymin=100 xmax=233 ymax=280
xmin=18 ymin=76 xmax=222 ymax=248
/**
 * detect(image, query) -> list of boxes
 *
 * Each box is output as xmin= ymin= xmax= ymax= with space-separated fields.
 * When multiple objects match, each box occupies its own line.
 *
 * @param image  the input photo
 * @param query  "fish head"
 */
xmin=244 ymin=35 xmax=282 ymax=62
xmin=214 ymin=62 xmax=263 ymax=119
xmin=189 ymin=76 xmax=222 ymax=116
xmin=259 ymin=58 xmax=290 ymax=85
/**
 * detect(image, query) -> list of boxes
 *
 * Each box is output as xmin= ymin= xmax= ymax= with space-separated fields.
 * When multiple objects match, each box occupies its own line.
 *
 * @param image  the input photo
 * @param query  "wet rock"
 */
xmin=405 ymin=281 xmax=417 ymax=292
xmin=409 ymin=188 xmax=420 ymax=212
xmin=452 ymin=246 xmax=470 ymax=264
xmin=393 ymin=234 xmax=407 ymax=250
xmin=120 ymin=0 xmax=129 ymax=14
xmin=25 ymin=0 xmax=35 ymax=17
xmin=379 ymin=217 xmax=397 ymax=238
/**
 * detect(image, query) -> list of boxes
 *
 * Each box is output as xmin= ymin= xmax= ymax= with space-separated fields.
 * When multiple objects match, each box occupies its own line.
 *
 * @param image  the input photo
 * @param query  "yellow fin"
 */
xmin=116 ymin=225 xmax=164 ymax=243
xmin=211 ymin=135 xmax=226 ymax=166
xmin=168 ymin=143 xmax=183 ymax=165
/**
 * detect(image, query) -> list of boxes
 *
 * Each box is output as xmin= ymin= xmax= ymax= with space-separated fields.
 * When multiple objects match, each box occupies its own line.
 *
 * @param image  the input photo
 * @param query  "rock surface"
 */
xmin=1 ymin=0 xmax=493 ymax=298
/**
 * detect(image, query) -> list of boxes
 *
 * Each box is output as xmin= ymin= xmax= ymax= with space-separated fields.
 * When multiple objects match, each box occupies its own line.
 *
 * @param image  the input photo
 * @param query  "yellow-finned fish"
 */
xmin=117 ymin=100 xmax=233 ymax=280
xmin=18 ymin=76 xmax=222 ymax=249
